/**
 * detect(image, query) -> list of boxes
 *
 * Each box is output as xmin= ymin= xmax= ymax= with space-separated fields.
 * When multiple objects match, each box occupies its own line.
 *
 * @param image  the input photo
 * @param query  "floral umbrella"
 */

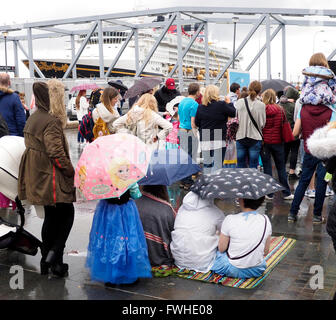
xmin=74 ymin=133 xmax=152 ymax=201
xmin=70 ymin=83 xmax=100 ymax=93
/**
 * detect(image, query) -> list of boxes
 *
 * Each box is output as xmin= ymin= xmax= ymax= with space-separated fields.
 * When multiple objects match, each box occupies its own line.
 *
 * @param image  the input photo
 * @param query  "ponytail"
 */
xmin=248 ymin=80 xmax=262 ymax=101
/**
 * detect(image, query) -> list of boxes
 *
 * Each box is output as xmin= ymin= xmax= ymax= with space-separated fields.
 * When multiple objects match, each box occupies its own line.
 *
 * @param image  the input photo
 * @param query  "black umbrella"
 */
xmin=124 ymin=77 xmax=162 ymax=99
xmin=260 ymin=79 xmax=294 ymax=93
xmin=108 ymin=80 xmax=128 ymax=94
xmin=190 ymin=168 xmax=285 ymax=200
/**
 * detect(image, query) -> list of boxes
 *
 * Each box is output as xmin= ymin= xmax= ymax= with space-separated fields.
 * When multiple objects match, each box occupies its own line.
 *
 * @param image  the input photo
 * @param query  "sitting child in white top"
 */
xmin=211 ymin=196 xmax=272 ymax=279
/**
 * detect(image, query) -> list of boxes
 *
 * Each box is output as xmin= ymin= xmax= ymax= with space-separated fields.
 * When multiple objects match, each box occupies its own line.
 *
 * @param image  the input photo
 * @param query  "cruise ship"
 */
xmin=22 ymin=17 xmax=240 ymax=79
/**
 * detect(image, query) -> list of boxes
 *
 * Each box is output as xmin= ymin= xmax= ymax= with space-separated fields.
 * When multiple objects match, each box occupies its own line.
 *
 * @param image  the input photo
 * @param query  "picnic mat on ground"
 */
xmin=152 ymin=236 xmax=296 ymax=289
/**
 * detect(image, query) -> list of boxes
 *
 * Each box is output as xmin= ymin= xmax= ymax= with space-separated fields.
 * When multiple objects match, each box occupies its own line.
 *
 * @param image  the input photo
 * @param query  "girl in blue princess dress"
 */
xmin=86 ymin=183 xmax=152 ymax=285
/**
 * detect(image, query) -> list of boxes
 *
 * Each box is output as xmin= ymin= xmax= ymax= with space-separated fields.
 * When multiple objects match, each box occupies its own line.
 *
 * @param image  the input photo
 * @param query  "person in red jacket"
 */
xmin=261 ymin=89 xmax=293 ymax=200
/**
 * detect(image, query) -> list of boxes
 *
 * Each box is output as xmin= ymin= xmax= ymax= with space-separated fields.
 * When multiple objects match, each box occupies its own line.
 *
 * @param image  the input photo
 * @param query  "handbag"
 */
xmin=280 ymin=108 xmax=295 ymax=143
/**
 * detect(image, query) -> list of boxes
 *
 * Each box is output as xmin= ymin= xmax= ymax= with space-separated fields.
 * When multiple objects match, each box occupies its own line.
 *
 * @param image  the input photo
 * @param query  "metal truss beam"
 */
xmin=0 ymin=19 xmax=200 ymax=42
xmin=63 ymin=22 xmax=98 ymax=79
xmin=2 ymin=7 xmax=336 ymax=33
xmin=135 ymin=13 xmax=177 ymax=77
xmin=246 ymin=25 xmax=282 ymax=71
xmin=167 ymin=22 xmax=205 ymax=77
xmin=16 ymin=40 xmax=45 ymax=78
xmin=103 ymin=19 xmax=136 ymax=29
xmin=36 ymin=27 xmax=74 ymax=35
xmin=328 ymin=48 xmax=336 ymax=61
xmin=105 ymin=29 xmax=135 ymax=78
xmin=214 ymin=14 xmax=267 ymax=84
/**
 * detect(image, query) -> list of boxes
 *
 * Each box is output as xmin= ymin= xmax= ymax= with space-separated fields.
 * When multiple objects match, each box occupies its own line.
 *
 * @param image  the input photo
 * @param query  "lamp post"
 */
xmin=313 ymin=30 xmax=324 ymax=53
xmin=232 ymin=16 xmax=239 ymax=70
xmin=2 ymin=31 xmax=8 ymax=73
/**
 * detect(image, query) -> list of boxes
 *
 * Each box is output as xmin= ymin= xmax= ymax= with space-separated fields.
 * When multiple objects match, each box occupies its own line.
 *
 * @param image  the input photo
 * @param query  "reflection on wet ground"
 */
xmin=0 ymin=129 xmax=336 ymax=300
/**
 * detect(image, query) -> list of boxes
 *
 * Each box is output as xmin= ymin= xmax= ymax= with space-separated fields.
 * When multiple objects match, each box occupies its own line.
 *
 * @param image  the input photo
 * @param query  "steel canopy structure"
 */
xmin=1 ymin=6 xmax=336 ymax=90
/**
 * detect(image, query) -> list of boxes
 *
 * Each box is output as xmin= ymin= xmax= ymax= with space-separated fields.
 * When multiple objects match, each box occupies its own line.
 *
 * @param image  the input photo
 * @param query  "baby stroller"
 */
xmin=0 ymin=136 xmax=43 ymax=256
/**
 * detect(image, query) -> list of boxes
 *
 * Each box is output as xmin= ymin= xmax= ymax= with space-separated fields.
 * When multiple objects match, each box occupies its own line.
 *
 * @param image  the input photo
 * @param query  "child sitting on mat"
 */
xmin=211 ymin=196 xmax=272 ymax=279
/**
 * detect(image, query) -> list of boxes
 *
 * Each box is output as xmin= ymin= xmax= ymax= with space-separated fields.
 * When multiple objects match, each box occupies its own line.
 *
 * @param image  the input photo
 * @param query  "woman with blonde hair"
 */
xmin=92 ymin=87 xmax=120 ymax=135
xmin=75 ymin=89 xmax=89 ymax=144
xmin=234 ymin=80 xmax=266 ymax=168
xmin=18 ymin=79 xmax=76 ymax=277
xmin=194 ymin=84 xmax=236 ymax=174
xmin=261 ymin=89 xmax=293 ymax=200
xmin=113 ymin=93 xmax=172 ymax=150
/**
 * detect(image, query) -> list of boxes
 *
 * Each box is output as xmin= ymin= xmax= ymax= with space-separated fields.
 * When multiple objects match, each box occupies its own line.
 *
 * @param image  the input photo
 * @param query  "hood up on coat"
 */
xmin=181 ymin=191 xmax=214 ymax=211
xmin=33 ymin=82 xmax=50 ymax=112
xmin=284 ymin=86 xmax=300 ymax=100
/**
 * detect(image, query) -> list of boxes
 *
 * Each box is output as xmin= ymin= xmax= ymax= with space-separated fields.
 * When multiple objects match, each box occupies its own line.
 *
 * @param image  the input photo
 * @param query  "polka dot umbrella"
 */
xmin=190 ymin=168 xmax=285 ymax=200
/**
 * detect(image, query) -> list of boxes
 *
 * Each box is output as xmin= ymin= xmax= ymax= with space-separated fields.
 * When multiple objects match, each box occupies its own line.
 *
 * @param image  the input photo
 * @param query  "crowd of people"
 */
xmin=0 ymin=51 xmax=336 ymax=287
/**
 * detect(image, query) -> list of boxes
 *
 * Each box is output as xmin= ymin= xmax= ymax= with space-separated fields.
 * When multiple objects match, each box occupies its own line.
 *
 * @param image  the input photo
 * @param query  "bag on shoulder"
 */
xmin=79 ymin=111 xmax=94 ymax=143
xmin=0 ymin=113 xmax=9 ymax=138
xmin=93 ymin=117 xmax=110 ymax=139
xmin=280 ymin=109 xmax=294 ymax=143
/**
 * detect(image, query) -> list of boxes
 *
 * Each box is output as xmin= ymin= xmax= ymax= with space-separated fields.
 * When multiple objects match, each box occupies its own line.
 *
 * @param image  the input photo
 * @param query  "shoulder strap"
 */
xmin=227 ymin=214 xmax=267 ymax=260
xmin=244 ymin=98 xmax=263 ymax=140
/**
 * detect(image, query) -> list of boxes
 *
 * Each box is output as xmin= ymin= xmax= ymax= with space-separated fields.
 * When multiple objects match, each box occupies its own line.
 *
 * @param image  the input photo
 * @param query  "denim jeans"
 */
xmin=236 ymin=139 xmax=262 ymax=169
xmin=290 ymin=152 xmax=327 ymax=217
xmin=178 ymin=129 xmax=198 ymax=184
xmin=260 ymin=143 xmax=291 ymax=197
xmin=77 ymin=121 xmax=84 ymax=143
xmin=202 ymin=147 xmax=226 ymax=174
xmin=211 ymin=251 xmax=266 ymax=279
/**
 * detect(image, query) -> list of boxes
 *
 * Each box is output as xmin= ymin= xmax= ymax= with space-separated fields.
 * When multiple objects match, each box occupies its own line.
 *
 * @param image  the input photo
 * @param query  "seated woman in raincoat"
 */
xmin=170 ymin=191 xmax=225 ymax=273
xmin=211 ymin=196 xmax=272 ymax=279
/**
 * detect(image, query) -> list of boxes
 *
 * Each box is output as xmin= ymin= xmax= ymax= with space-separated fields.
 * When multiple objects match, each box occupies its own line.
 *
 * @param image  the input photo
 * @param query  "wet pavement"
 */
xmin=1 ymin=128 xmax=336 ymax=300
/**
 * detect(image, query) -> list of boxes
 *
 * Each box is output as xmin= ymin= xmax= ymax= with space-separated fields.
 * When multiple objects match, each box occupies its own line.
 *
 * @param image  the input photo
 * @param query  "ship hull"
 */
xmin=22 ymin=59 xmax=164 ymax=79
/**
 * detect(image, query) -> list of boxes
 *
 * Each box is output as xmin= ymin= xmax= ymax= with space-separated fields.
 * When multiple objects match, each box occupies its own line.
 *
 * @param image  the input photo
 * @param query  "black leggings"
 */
xmin=284 ymin=139 xmax=300 ymax=170
xmin=42 ymin=203 xmax=75 ymax=262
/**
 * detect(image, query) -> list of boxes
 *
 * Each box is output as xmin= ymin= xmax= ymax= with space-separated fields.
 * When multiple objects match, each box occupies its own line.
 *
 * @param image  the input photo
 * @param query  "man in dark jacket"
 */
xmin=0 ymin=73 xmax=26 ymax=137
xmin=154 ymin=78 xmax=181 ymax=113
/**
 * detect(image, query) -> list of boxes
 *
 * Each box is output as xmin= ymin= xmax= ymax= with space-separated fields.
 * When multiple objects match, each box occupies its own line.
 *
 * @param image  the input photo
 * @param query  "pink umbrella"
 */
xmin=74 ymin=133 xmax=152 ymax=201
xmin=70 ymin=83 xmax=100 ymax=93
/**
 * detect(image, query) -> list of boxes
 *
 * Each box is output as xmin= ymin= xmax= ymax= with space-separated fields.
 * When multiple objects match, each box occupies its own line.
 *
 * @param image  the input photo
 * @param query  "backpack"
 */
xmin=79 ymin=111 xmax=95 ymax=142
xmin=93 ymin=117 xmax=110 ymax=140
xmin=0 ymin=113 xmax=9 ymax=138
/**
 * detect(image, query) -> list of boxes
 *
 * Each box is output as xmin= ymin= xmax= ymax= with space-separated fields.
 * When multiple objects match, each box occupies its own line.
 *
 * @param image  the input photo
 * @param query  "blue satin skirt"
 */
xmin=86 ymin=199 xmax=152 ymax=284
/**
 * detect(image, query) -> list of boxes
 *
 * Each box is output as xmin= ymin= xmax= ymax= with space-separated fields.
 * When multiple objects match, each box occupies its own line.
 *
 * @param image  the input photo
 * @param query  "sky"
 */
xmin=1 ymin=0 xmax=336 ymax=82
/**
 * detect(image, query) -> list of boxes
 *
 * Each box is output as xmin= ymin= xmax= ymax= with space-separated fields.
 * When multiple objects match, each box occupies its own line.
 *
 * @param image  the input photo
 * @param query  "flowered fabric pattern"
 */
xmin=300 ymin=66 xmax=336 ymax=106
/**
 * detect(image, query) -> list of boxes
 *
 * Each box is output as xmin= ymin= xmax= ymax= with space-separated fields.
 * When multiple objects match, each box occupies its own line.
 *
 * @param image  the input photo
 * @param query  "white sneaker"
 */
xmin=305 ymin=189 xmax=316 ymax=198
xmin=326 ymin=186 xmax=334 ymax=197
xmin=283 ymin=194 xmax=294 ymax=200
xmin=265 ymin=195 xmax=274 ymax=200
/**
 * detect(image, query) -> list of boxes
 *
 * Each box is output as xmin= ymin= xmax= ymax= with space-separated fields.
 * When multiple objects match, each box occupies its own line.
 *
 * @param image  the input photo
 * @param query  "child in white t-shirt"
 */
xmin=211 ymin=196 xmax=272 ymax=279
